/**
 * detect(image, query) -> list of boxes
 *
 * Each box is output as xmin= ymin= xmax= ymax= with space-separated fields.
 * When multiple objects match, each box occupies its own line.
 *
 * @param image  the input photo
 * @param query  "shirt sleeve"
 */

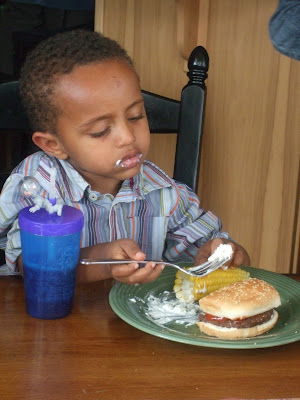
xmin=163 ymin=182 xmax=230 ymax=262
xmin=0 ymin=172 xmax=33 ymax=273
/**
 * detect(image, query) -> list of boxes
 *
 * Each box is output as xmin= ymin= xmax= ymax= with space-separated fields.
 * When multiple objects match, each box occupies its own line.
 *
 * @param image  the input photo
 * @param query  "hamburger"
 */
xmin=196 ymin=278 xmax=281 ymax=339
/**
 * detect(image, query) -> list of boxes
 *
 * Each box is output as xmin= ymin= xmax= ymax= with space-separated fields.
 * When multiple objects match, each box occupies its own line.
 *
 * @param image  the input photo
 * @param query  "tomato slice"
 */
xmin=205 ymin=313 xmax=228 ymax=322
xmin=204 ymin=313 xmax=244 ymax=322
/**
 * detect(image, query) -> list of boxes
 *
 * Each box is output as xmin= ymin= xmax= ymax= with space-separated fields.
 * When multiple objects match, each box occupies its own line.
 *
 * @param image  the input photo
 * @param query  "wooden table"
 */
xmin=0 ymin=274 xmax=299 ymax=400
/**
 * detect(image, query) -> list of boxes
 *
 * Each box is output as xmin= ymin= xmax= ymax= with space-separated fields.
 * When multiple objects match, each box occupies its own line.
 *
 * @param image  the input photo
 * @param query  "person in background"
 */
xmin=0 ymin=0 xmax=95 ymax=81
xmin=0 ymin=30 xmax=250 ymax=284
xmin=269 ymin=0 xmax=300 ymax=61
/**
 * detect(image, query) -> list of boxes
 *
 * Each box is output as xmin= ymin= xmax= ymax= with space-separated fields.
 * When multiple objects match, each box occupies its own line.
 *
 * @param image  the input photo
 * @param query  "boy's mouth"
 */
xmin=115 ymin=153 xmax=142 ymax=169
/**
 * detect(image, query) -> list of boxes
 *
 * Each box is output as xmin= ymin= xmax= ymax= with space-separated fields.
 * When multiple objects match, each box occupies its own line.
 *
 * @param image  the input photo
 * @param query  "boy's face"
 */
xmin=47 ymin=60 xmax=150 ymax=194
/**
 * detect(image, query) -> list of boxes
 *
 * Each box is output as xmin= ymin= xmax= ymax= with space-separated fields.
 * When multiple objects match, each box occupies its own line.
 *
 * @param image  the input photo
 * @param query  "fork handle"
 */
xmin=80 ymin=259 xmax=163 ymax=265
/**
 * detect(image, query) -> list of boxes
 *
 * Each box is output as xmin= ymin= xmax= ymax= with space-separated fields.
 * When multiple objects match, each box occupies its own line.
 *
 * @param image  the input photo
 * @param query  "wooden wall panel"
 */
xmin=199 ymin=0 xmax=300 ymax=272
xmin=95 ymin=0 xmax=300 ymax=273
xmin=98 ymin=0 xmax=185 ymax=176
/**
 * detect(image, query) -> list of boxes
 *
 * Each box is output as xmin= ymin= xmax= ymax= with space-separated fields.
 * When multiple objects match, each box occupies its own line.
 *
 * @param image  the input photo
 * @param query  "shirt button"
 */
xmin=88 ymin=192 xmax=98 ymax=201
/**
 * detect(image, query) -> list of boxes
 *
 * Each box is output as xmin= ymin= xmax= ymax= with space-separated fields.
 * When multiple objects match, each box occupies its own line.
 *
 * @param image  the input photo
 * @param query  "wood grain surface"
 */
xmin=0 ymin=275 xmax=299 ymax=400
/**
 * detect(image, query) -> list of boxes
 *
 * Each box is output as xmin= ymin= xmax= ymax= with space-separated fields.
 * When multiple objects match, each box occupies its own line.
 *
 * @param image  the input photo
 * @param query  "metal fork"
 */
xmin=79 ymin=255 xmax=231 ymax=278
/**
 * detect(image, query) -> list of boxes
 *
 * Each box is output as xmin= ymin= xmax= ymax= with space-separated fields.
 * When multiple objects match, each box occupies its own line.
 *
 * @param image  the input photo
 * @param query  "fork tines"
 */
xmin=189 ymin=256 xmax=231 ymax=277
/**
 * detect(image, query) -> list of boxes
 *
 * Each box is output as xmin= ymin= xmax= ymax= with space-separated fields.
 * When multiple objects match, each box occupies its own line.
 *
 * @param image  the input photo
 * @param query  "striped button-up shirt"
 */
xmin=0 ymin=152 xmax=229 ymax=274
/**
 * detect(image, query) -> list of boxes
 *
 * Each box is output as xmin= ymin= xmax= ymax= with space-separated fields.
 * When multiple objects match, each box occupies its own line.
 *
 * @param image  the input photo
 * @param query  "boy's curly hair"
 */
xmin=19 ymin=30 xmax=134 ymax=134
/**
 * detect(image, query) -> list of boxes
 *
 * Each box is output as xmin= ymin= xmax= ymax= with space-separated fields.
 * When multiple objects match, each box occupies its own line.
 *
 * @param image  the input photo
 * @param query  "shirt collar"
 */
xmin=117 ymin=160 xmax=173 ymax=201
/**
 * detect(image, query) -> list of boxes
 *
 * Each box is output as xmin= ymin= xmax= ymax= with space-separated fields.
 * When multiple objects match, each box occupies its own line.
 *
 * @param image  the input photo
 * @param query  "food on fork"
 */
xmin=206 ymin=243 xmax=233 ymax=263
xmin=196 ymin=278 xmax=281 ymax=339
xmin=173 ymin=267 xmax=250 ymax=302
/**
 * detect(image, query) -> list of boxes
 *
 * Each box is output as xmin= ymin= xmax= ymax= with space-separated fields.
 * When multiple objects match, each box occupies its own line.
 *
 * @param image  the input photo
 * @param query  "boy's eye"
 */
xmin=129 ymin=113 xmax=144 ymax=121
xmin=89 ymin=127 xmax=110 ymax=138
xmin=88 ymin=114 xmax=144 ymax=137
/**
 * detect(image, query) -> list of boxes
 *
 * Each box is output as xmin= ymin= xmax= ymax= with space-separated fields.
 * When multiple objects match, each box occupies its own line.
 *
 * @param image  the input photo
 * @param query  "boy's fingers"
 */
xmin=196 ymin=238 xmax=227 ymax=265
xmin=210 ymin=237 xmax=225 ymax=253
xmin=133 ymin=251 xmax=146 ymax=261
xmin=119 ymin=239 xmax=146 ymax=261
xmin=129 ymin=263 xmax=163 ymax=284
xmin=111 ymin=262 xmax=139 ymax=278
xmin=230 ymin=246 xmax=250 ymax=267
xmin=139 ymin=265 xmax=163 ymax=284
xmin=195 ymin=255 xmax=209 ymax=266
xmin=113 ymin=262 xmax=163 ymax=284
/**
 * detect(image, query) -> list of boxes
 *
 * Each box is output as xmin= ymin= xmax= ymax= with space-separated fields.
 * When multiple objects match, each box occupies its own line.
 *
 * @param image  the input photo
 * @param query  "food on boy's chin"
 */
xmin=173 ymin=267 xmax=250 ymax=303
xmin=196 ymin=278 xmax=281 ymax=339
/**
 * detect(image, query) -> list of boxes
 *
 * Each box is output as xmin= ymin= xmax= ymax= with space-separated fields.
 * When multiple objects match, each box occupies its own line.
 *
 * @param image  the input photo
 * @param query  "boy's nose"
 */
xmin=116 ymin=121 xmax=136 ymax=147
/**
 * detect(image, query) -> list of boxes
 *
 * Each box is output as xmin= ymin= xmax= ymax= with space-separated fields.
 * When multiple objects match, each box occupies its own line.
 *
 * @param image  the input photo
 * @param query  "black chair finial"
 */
xmin=186 ymin=46 xmax=209 ymax=88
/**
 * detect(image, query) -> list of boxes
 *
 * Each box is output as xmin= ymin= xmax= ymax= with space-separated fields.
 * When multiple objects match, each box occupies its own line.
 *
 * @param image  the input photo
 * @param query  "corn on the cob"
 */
xmin=173 ymin=268 xmax=250 ymax=303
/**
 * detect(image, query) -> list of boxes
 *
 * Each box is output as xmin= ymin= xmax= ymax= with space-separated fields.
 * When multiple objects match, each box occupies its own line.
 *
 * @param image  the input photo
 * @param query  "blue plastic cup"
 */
xmin=19 ymin=205 xmax=84 ymax=319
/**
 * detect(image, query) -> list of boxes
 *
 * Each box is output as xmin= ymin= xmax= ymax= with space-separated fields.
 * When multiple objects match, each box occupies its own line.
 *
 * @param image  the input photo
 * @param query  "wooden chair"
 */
xmin=0 ymin=45 xmax=209 ymax=192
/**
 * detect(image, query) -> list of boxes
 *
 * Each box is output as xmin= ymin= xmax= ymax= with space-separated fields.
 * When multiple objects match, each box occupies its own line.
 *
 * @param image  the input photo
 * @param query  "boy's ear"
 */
xmin=32 ymin=131 xmax=68 ymax=160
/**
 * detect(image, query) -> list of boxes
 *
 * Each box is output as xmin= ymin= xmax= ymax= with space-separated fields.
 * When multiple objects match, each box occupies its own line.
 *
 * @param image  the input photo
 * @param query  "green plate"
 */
xmin=109 ymin=266 xmax=300 ymax=349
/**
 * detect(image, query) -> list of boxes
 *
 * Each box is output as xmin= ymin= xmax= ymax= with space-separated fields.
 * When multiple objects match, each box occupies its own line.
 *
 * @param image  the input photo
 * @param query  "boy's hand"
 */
xmin=105 ymin=239 xmax=164 ymax=285
xmin=195 ymin=238 xmax=250 ymax=269
xmin=78 ymin=239 xmax=163 ymax=284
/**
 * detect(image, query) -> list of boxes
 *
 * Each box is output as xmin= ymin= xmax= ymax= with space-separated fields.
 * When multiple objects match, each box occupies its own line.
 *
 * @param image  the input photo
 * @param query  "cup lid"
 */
xmin=19 ymin=206 xmax=84 ymax=236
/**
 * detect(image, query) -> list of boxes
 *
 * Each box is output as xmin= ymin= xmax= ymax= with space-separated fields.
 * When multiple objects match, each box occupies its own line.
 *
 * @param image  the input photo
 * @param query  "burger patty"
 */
xmin=199 ymin=309 xmax=274 ymax=329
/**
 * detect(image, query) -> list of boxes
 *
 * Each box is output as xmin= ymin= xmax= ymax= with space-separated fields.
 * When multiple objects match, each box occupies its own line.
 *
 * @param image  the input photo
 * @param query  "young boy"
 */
xmin=0 ymin=30 xmax=250 ymax=284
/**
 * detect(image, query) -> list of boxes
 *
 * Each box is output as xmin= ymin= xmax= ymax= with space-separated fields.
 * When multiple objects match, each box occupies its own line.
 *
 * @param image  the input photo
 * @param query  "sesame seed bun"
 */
xmin=199 ymin=278 xmax=281 ymax=320
xmin=196 ymin=278 xmax=281 ymax=339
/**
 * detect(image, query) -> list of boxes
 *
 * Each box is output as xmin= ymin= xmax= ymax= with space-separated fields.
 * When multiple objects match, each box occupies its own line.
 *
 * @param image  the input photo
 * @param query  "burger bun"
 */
xmin=199 ymin=278 xmax=281 ymax=320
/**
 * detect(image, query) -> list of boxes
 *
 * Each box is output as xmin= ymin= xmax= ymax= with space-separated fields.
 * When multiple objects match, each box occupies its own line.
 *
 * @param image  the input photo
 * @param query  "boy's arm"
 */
xmin=164 ymin=183 xmax=249 ymax=266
